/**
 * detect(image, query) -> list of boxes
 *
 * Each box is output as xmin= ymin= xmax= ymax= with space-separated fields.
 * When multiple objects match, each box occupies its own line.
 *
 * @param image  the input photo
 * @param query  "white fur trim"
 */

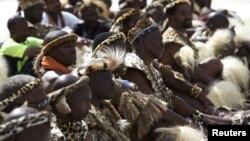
xmin=117 ymin=119 xmax=131 ymax=131
xmin=154 ymin=126 xmax=206 ymax=141
xmin=174 ymin=46 xmax=196 ymax=70
xmin=221 ymin=56 xmax=250 ymax=93
xmin=195 ymin=42 xmax=215 ymax=62
xmin=234 ymin=24 xmax=250 ymax=47
xmin=206 ymin=29 xmax=234 ymax=57
xmin=207 ymin=80 xmax=245 ymax=109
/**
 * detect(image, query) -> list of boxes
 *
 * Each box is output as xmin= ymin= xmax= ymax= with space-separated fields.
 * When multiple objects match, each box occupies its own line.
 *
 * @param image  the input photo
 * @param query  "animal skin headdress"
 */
xmin=0 ymin=111 xmax=54 ymax=140
xmin=0 ymin=78 xmax=42 ymax=111
xmin=78 ymin=32 xmax=127 ymax=76
xmin=164 ymin=0 xmax=191 ymax=13
xmin=110 ymin=8 xmax=140 ymax=32
xmin=127 ymin=18 xmax=159 ymax=45
xmin=47 ymin=75 xmax=89 ymax=114
xmin=19 ymin=0 xmax=44 ymax=10
xmin=34 ymin=33 xmax=78 ymax=77
xmin=77 ymin=0 xmax=110 ymax=19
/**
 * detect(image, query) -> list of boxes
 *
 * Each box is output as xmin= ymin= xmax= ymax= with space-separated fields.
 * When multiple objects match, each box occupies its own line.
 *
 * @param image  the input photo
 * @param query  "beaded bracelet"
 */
xmin=191 ymin=110 xmax=205 ymax=124
xmin=191 ymin=84 xmax=202 ymax=98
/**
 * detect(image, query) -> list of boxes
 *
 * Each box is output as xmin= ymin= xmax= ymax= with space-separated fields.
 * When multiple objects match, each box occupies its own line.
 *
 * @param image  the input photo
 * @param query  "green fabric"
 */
xmin=0 ymin=37 xmax=43 ymax=72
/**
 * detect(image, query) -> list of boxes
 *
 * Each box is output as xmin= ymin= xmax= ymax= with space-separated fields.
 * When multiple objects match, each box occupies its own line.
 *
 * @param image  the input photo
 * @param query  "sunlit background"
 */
xmin=1 ymin=0 xmax=250 ymax=41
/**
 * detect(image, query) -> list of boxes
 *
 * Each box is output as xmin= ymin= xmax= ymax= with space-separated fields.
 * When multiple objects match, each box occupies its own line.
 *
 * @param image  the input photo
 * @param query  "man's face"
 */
xmin=16 ymin=84 xmax=51 ymax=111
xmin=67 ymin=85 xmax=92 ymax=120
xmin=174 ymin=4 xmax=192 ymax=29
xmin=88 ymin=70 xmax=116 ymax=100
xmin=45 ymin=0 xmax=61 ymax=14
xmin=51 ymin=41 xmax=77 ymax=67
xmin=81 ymin=5 xmax=99 ymax=23
xmin=24 ymin=4 xmax=44 ymax=24
xmin=145 ymin=29 xmax=164 ymax=59
xmin=11 ymin=19 xmax=29 ymax=42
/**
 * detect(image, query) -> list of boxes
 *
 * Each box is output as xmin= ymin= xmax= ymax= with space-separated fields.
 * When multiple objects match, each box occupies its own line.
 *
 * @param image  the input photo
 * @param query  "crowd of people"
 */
xmin=0 ymin=0 xmax=250 ymax=141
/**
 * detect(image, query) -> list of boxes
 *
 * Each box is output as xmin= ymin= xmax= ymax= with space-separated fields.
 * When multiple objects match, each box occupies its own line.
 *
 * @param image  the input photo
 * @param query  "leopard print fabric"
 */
xmin=0 ymin=111 xmax=53 ymax=140
xmin=162 ymin=27 xmax=199 ymax=60
xmin=0 ymin=78 xmax=42 ymax=111
xmin=125 ymin=53 xmax=174 ymax=108
xmin=55 ymin=120 xmax=88 ymax=141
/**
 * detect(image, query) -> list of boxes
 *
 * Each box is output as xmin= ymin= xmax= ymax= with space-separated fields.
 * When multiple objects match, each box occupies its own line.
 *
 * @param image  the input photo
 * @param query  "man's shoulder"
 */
xmin=26 ymin=37 xmax=43 ymax=46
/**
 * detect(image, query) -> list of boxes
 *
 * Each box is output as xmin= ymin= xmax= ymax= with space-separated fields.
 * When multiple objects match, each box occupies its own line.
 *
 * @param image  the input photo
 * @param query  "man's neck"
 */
xmin=137 ymin=52 xmax=154 ymax=66
xmin=170 ymin=24 xmax=186 ymax=34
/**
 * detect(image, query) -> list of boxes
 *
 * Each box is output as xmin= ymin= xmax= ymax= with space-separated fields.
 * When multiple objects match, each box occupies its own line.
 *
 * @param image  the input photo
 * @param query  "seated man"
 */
xmin=77 ymin=32 xmax=207 ymax=141
xmin=0 ymin=15 xmax=42 ymax=76
xmin=34 ymin=30 xmax=78 ymax=93
xmin=42 ymin=0 xmax=82 ymax=31
xmin=18 ymin=0 xmax=53 ymax=39
xmin=161 ymin=0 xmax=222 ymax=85
xmin=48 ymin=75 xmax=91 ymax=141
xmin=0 ymin=107 xmax=53 ymax=141
xmin=0 ymin=74 xmax=51 ymax=113
xmin=74 ymin=1 xmax=111 ymax=40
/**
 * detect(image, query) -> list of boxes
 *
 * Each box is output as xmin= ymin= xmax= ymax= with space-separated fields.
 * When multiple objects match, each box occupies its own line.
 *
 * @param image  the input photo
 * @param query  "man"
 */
xmin=110 ymin=8 xmax=141 ymax=52
xmin=0 ymin=16 xmax=42 ymax=76
xmin=0 ymin=107 xmax=53 ymax=141
xmin=0 ymin=74 xmax=51 ymax=113
xmin=42 ymin=0 xmax=82 ymax=30
xmin=76 ymin=32 xmax=131 ymax=141
xmin=162 ymin=0 xmax=249 ymax=109
xmin=34 ymin=30 xmax=78 ymax=93
xmin=74 ymin=1 xmax=111 ymax=40
xmin=18 ymin=0 xmax=53 ymax=39
xmin=48 ymin=75 xmax=91 ymax=141
xmin=161 ymin=0 xmax=222 ymax=86
xmin=77 ymin=32 xmax=207 ymax=141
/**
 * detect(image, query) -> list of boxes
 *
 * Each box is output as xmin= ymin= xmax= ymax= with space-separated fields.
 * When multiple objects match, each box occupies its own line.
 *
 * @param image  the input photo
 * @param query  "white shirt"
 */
xmin=41 ymin=11 xmax=82 ymax=30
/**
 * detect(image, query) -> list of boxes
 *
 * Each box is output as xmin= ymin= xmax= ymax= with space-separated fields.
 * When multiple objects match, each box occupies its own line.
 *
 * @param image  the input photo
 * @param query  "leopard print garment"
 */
xmin=125 ymin=53 xmax=174 ymax=108
xmin=84 ymin=105 xmax=130 ymax=141
xmin=162 ymin=27 xmax=199 ymax=60
xmin=52 ymin=120 xmax=88 ymax=141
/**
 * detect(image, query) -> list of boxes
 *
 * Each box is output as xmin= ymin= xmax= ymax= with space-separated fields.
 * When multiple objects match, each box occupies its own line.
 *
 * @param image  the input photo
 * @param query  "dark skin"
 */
xmin=80 ymin=5 xmax=100 ymax=31
xmin=42 ymin=41 xmax=77 ymax=93
xmin=51 ymin=74 xmax=92 ymax=122
xmin=9 ymin=83 xmax=51 ymax=112
xmin=9 ymin=18 xmax=41 ymax=57
xmin=88 ymin=70 xmax=193 ymax=141
xmin=162 ymin=3 xmax=223 ymax=85
xmin=4 ymin=107 xmax=51 ymax=141
xmin=44 ymin=0 xmax=61 ymax=24
xmin=24 ymin=3 xmax=44 ymax=25
xmin=24 ymin=3 xmax=45 ymax=38
xmin=123 ymin=28 xmax=231 ymax=124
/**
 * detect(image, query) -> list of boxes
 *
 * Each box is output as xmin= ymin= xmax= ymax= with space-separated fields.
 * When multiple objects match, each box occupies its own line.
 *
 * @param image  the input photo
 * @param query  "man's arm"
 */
xmin=122 ymin=67 xmax=155 ymax=94
xmin=24 ymin=47 xmax=41 ymax=57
